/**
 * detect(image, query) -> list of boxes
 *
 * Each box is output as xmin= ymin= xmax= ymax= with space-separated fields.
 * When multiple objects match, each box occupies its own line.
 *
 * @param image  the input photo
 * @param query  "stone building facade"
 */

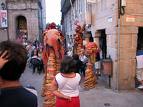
xmin=0 ymin=0 xmax=46 ymax=42
xmin=61 ymin=0 xmax=143 ymax=90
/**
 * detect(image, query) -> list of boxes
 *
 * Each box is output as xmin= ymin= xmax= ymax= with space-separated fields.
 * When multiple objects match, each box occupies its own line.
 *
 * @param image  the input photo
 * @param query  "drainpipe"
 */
xmin=116 ymin=0 xmax=121 ymax=91
xmin=6 ymin=1 xmax=9 ymax=40
xmin=85 ymin=0 xmax=87 ymax=25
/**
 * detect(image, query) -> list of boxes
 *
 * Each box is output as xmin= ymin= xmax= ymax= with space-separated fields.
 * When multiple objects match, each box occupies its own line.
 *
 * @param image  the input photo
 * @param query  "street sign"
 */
xmin=87 ymin=0 xmax=96 ymax=4
xmin=126 ymin=16 xmax=135 ymax=22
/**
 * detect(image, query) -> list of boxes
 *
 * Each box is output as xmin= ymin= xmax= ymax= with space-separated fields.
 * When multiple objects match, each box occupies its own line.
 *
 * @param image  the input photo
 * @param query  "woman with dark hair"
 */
xmin=51 ymin=56 xmax=81 ymax=107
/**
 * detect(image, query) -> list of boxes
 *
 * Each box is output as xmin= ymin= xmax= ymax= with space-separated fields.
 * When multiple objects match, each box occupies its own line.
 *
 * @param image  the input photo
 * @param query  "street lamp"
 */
xmin=1 ymin=2 xmax=6 ymax=10
xmin=120 ymin=0 xmax=126 ymax=15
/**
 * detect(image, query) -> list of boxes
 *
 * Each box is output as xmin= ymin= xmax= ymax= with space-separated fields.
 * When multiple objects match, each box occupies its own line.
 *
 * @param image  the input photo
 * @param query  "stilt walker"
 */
xmin=74 ymin=24 xmax=84 ymax=55
xmin=84 ymin=37 xmax=98 ymax=89
xmin=42 ymin=23 xmax=64 ymax=107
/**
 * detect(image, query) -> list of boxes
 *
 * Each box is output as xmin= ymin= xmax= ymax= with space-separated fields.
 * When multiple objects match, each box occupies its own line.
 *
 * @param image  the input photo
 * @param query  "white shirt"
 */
xmin=55 ymin=73 xmax=81 ymax=97
xmin=79 ymin=55 xmax=88 ymax=64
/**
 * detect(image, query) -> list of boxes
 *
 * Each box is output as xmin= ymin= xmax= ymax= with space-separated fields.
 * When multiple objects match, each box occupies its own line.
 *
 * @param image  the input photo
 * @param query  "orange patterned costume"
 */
xmin=84 ymin=42 xmax=98 ymax=89
xmin=42 ymin=23 xmax=64 ymax=107
xmin=74 ymin=25 xmax=83 ymax=55
xmin=85 ymin=42 xmax=98 ymax=63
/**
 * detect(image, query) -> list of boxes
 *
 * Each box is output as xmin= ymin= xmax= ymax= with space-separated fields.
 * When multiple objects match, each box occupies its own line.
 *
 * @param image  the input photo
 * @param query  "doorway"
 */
xmin=137 ymin=27 xmax=143 ymax=51
xmin=16 ymin=16 xmax=27 ymax=39
xmin=136 ymin=27 xmax=143 ymax=88
xmin=99 ymin=29 xmax=107 ymax=59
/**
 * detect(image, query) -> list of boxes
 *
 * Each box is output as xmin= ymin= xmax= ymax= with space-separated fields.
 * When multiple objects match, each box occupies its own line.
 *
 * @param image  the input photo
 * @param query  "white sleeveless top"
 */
xmin=55 ymin=73 xmax=81 ymax=97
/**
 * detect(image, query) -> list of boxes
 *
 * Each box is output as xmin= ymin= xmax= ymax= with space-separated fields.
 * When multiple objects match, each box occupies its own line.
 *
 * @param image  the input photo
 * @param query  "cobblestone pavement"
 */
xmin=20 ymin=66 xmax=143 ymax=107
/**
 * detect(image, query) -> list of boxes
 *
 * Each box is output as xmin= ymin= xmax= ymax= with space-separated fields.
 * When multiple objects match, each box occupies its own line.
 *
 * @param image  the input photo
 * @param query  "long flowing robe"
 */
xmin=42 ymin=29 xmax=64 ymax=107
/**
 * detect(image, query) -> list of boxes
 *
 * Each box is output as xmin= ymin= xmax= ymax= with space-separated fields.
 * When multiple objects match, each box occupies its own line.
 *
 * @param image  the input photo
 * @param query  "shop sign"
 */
xmin=87 ymin=0 xmax=96 ymax=4
xmin=126 ymin=16 xmax=135 ymax=22
xmin=0 ymin=10 xmax=8 ymax=28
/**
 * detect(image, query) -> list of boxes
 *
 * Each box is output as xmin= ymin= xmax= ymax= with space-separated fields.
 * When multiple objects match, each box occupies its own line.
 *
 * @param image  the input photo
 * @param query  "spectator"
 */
xmin=0 ymin=40 xmax=37 ymax=107
xmin=30 ymin=49 xmax=43 ymax=74
xmin=79 ymin=49 xmax=88 ymax=76
xmin=73 ymin=54 xmax=84 ymax=75
xmin=51 ymin=56 xmax=81 ymax=107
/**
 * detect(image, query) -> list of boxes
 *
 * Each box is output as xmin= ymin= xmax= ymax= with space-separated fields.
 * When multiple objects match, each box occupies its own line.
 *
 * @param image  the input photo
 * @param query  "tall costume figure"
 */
xmin=42 ymin=23 xmax=64 ymax=107
xmin=84 ymin=41 xmax=98 ymax=89
xmin=74 ymin=24 xmax=84 ymax=55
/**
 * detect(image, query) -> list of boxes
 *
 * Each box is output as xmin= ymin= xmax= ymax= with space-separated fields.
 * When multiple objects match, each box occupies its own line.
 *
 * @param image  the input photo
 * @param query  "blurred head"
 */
xmin=50 ymin=22 xmax=56 ymax=29
xmin=60 ymin=56 xmax=76 ymax=74
xmin=72 ymin=54 xmax=79 ymax=60
xmin=46 ymin=22 xmax=56 ymax=30
xmin=33 ymin=49 xmax=38 ymax=56
xmin=31 ymin=49 xmax=38 ymax=57
xmin=0 ymin=41 xmax=28 ymax=81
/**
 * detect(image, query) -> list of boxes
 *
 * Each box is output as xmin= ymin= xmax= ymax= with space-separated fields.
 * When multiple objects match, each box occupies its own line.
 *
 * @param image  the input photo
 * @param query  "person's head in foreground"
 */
xmin=0 ymin=40 xmax=28 ymax=81
xmin=0 ymin=40 xmax=37 ymax=107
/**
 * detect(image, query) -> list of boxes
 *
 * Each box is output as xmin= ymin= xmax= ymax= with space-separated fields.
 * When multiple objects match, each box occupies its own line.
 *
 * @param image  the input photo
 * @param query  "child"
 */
xmin=51 ymin=56 xmax=81 ymax=107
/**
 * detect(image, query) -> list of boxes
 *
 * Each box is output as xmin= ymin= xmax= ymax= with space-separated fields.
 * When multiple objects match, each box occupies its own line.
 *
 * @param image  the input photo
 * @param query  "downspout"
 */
xmin=85 ymin=0 xmax=87 ymax=25
xmin=116 ymin=0 xmax=121 ymax=91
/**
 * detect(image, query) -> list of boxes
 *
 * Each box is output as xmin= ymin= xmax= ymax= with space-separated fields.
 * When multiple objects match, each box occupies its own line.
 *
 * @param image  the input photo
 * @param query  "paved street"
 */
xmin=20 ymin=66 xmax=143 ymax=107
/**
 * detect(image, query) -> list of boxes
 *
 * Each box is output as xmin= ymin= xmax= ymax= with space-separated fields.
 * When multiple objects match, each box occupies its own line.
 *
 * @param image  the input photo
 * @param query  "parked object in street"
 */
xmin=0 ymin=40 xmax=37 ymax=107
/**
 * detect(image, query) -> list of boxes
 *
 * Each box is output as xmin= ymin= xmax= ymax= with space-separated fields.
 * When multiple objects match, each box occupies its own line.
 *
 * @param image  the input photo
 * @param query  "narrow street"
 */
xmin=20 ymin=66 xmax=143 ymax=107
xmin=1 ymin=0 xmax=143 ymax=107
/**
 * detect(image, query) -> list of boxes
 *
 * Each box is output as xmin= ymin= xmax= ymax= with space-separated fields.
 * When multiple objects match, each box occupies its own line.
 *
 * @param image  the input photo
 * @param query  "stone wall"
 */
xmin=0 ymin=0 xmax=42 ymax=42
xmin=117 ymin=0 xmax=143 ymax=89
xmin=94 ymin=0 xmax=141 ymax=90
xmin=7 ymin=1 xmax=39 ymax=41
xmin=8 ymin=9 xmax=39 ymax=41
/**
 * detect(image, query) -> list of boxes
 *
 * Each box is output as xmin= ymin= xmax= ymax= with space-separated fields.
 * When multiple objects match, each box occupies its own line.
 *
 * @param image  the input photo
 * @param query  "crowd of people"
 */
xmin=26 ymin=40 xmax=44 ymax=74
xmin=0 ymin=21 xmax=100 ymax=106
xmin=0 ymin=40 xmax=83 ymax=107
xmin=0 ymin=20 xmax=102 ymax=107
